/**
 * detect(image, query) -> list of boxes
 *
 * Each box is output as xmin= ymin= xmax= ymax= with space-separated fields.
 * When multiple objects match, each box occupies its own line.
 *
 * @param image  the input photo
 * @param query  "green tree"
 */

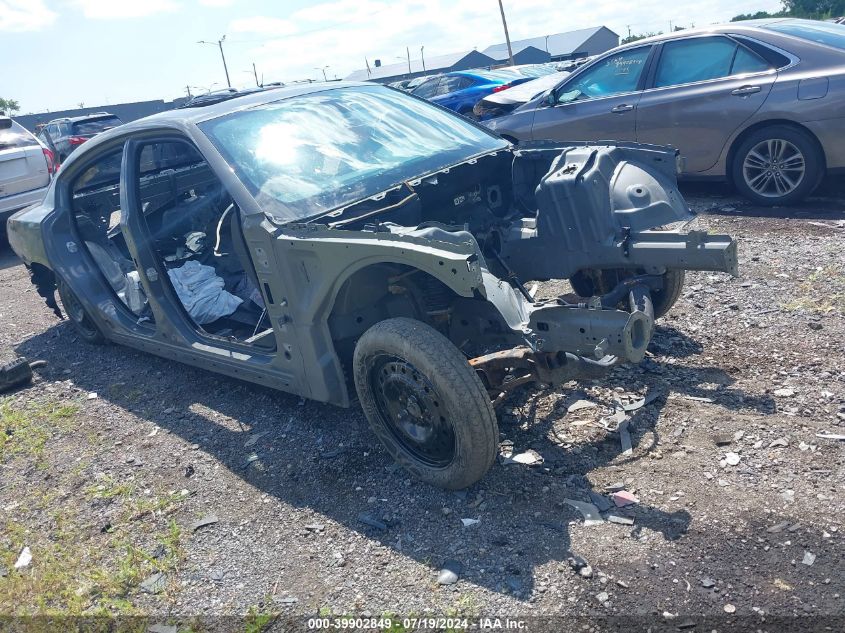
xmin=733 ymin=0 xmax=845 ymax=20
xmin=621 ymin=31 xmax=662 ymax=44
xmin=0 ymin=98 xmax=20 ymax=115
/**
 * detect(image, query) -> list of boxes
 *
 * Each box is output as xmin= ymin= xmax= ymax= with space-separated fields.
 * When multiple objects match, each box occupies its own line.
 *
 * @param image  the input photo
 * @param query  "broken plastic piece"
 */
xmin=564 ymin=499 xmax=604 ymax=526
xmin=610 ymin=491 xmax=639 ymax=507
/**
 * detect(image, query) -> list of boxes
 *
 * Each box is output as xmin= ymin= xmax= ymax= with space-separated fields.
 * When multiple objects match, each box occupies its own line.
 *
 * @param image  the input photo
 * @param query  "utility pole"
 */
xmin=420 ymin=46 xmax=425 ymax=72
xmin=406 ymin=46 xmax=412 ymax=74
xmin=185 ymin=85 xmax=192 ymax=98
xmin=314 ymin=66 xmax=329 ymax=81
xmin=198 ymin=35 xmax=231 ymax=88
xmin=252 ymin=62 xmax=259 ymax=87
xmin=497 ymin=0 xmax=515 ymax=66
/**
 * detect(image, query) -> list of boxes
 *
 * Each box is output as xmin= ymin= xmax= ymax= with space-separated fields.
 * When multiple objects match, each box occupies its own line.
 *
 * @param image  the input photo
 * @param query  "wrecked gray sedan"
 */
xmin=8 ymin=83 xmax=738 ymax=489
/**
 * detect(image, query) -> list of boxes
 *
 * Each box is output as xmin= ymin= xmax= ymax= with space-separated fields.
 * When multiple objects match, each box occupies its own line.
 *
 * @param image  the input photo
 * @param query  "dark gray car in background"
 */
xmin=487 ymin=19 xmax=845 ymax=205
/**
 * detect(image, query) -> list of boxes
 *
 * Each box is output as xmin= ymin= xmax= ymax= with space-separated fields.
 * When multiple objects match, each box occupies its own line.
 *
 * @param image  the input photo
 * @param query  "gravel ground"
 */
xmin=1 ymin=181 xmax=844 ymax=632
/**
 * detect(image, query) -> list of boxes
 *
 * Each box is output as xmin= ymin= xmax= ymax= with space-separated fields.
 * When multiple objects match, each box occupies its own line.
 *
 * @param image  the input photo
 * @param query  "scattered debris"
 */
xmin=0 ymin=357 xmax=47 ymax=393
xmin=701 ymin=577 xmax=715 ymax=589
xmin=357 ymin=513 xmax=387 ymax=531
xmin=769 ymin=438 xmax=789 ymax=448
xmin=564 ymin=499 xmax=604 ymax=526
xmin=595 ymin=591 xmax=610 ymax=604
xmin=802 ymin=551 xmax=816 ymax=566
xmin=766 ymin=521 xmax=790 ymax=533
xmin=244 ymin=432 xmax=267 ymax=448
xmin=605 ymin=482 xmax=626 ymax=492
xmin=460 ymin=518 xmax=480 ymax=527
xmin=773 ymin=578 xmax=792 ymax=591
xmin=723 ymin=603 xmax=736 ymax=614
xmin=274 ymin=596 xmax=299 ymax=605
xmin=773 ymin=388 xmax=795 ymax=397
xmin=13 ymin=546 xmax=32 ymax=569
xmin=610 ymin=491 xmax=639 ymax=508
xmin=607 ymin=515 xmax=634 ymax=526
xmin=501 ymin=449 xmax=543 ymax=466
xmin=190 ymin=514 xmax=219 ymax=532
xmin=87 ymin=392 xmax=98 ymax=400
xmin=184 ymin=464 xmax=195 ymax=478
xmin=303 ymin=523 xmax=325 ymax=532
xmin=148 ymin=624 xmax=177 ymax=633
xmin=567 ymin=399 xmax=597 ymax=413
xmin=579 ymin=565 xmax=594 ymax=578
xmin=588 ymin=491 xmax=613 ymax=512
xmin=713 ymin=433 xmax=733 ymax=446
xmin=816 ymin=433 xmax=845 ymax=441
xmin=437 ymin=559 xmax=462 ymax=585
xmin=319 ymin=447 xmax=345 ymax=459
xmin=619 ymin=421 xmax=633 ymax=455
xmin=140 ymin=572 xmax=167 ymax=594
xmin=724 ymin=452 xmax=741 ymax=466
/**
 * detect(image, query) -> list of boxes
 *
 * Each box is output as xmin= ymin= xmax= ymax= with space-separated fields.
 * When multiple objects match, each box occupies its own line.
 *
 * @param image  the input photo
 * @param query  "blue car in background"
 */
xmin=410 ymin=65 xmax=558 ymax=118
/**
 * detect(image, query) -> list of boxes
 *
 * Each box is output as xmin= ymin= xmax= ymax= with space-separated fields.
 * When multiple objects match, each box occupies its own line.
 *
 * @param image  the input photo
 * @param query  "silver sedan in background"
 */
xmin=487 ymin=19 xmax=845 ymax=205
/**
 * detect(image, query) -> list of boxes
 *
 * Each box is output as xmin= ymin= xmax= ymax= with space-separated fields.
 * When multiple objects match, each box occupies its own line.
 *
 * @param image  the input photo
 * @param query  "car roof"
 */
xmin=47 ymin=112 xmax=120 ymax=124
xmin=612 ymin=18 xmax=815 ymax=49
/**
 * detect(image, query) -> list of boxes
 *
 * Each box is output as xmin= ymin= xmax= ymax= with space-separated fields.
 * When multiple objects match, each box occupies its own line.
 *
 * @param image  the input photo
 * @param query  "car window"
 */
xmin=558 ymin=46 xmax=650 ymax=103
xmin=412 ymin=78 xmax=440 ymax=99
xmin=436 ymin=76 xmax=465 ymax=95
xmin=200 ymin=84 xmax=509 ymax=221
xmin=0 ymin=121 xmax=38 ymax=150
xmin=72 ymin=117 xmax=122 ymax=135
xmin=731 ymin=45 xmax=771 ymax=74
xmin=765 ymin=20 xmax=845 ymax=51
xmin=654 ymin=37 xmax=769 ymax=88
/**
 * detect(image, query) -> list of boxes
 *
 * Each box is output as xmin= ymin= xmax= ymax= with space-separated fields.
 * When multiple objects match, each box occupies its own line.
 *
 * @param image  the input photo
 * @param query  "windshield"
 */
xmin=199 ymin=85 xmax=508 ymax=221
xmin=764 ymin=20 xmax=845 ymax=51
xmin=72 ymin=116 xmax=122 ymax=135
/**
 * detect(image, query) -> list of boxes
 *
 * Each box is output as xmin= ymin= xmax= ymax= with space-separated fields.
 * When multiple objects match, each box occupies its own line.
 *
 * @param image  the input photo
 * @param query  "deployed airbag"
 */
xmin=167 ymin=260 xmax=242 ymax=324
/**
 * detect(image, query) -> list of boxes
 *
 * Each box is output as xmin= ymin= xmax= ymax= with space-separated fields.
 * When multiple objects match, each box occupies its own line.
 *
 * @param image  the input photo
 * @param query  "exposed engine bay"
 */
xmin=311 ymin=142 xmax=737 ymax=401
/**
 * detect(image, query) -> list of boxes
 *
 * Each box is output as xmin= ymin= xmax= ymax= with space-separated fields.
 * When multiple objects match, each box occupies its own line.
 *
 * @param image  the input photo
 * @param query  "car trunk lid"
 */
xmin=0 ymin=145 xmax=49 ymax=198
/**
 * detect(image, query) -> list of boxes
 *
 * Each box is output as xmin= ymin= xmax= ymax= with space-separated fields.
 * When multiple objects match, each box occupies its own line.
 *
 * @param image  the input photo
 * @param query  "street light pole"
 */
xmin=497 ymin=0 xmax=515 ymax=66
xmin=421 ymin=46 xmax=426 ymax=72
xmin=198 ymin=35 xmax=231 ymax=88
xmin=406 ymin=46 xmax=412 ymax=74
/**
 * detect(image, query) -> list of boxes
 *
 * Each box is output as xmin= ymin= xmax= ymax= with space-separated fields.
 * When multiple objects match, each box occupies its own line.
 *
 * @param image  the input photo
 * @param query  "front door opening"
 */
xmin=135 ymin=140 xmax=274 ymax=349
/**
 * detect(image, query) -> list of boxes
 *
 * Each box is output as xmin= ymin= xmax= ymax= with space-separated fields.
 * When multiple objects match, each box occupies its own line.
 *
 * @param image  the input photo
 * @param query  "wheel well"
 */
xmin=726 ymin=120 xmax=826 ymax=185
xmin=327 ymin=263 xmax=460 ymax=366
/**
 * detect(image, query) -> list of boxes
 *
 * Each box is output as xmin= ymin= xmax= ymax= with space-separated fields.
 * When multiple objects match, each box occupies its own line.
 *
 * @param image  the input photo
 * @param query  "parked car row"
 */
xmin=0 ymin=115 xmax=55 ymax=231
xmin=37 ymin=112 xmax=123 ymax=165
xmin=404 ymin=64 xmax=562 ymax=118
xmin=483 ymin=18 xmax=845 ymax=205
xmin=398 ymin=18 xmax=843 ymax=206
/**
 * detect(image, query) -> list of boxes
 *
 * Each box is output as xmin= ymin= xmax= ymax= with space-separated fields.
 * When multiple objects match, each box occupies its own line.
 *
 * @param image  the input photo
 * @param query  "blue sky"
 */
xmin=2 ymin=0 xmax=781 ymax=114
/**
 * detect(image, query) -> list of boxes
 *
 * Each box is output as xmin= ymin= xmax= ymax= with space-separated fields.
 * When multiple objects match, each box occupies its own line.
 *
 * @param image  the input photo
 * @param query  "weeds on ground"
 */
xmin=0 ymin=397 xmax=79 ymax=464
xmin=781 ymin=266 xmax=845 ymax=313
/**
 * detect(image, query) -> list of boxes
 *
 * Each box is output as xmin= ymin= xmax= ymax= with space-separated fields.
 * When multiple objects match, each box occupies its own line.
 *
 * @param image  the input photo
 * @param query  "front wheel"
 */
xmin=353 ymin=318 xmax=499 ymax=490
xmin=731 ymin=125 xmax=823 ymax=206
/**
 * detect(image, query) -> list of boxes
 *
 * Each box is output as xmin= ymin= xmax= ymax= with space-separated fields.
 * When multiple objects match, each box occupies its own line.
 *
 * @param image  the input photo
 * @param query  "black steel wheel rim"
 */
xmin=62 ymin=286 xmax=98 ymax=337
xmin=370 ymin=355 xmax=456 ymax=468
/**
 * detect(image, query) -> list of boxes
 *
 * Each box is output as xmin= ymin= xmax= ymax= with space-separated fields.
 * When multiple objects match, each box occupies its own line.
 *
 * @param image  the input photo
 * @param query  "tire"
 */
xmin=569 ymin=268 xmax=685 ymax=319
xmin=353 ymin=317 xmax=498 ymax=489
xmin=731 ymin=125 xmax=823 ymax=206
xmin=57 ymin=278 xmax=106 ymax=344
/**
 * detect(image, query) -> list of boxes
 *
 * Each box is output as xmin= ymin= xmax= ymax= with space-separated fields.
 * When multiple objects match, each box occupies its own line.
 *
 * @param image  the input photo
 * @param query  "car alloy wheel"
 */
xmin=370 ymin=355 xmax=456 ymax=468
xmin=742 ymin=139 xmax=806 ymax=199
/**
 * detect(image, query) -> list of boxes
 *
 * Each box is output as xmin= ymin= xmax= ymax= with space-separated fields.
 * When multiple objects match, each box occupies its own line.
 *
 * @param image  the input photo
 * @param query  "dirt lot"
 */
xmin=1 ymin=180 xmax=844 ymax=632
